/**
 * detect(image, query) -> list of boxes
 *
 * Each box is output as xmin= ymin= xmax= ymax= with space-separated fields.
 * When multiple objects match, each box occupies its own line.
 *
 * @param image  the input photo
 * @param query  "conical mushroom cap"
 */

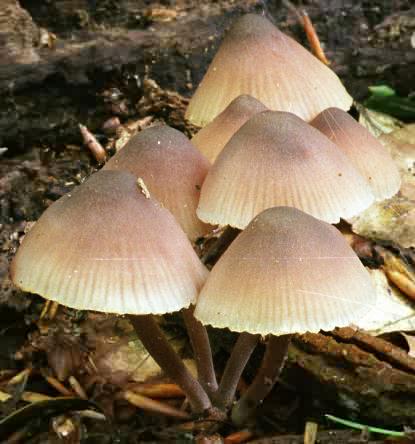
xmin=10 ymin=171 xmax=208 ymax=314
xmin=103 ymin=125 xmax=211 ymax=240
xmin=311 ymin=108 xmax=401 ymax=200
xmin=191 ymin=95 xmax=268 ymax=163
xmin=194 ymin=206 xmax=377 ymax=335
xmin=197 ymin=111 xmax=374 ymax=228
xmin=185 ymin=14 xmax=352 ymax=126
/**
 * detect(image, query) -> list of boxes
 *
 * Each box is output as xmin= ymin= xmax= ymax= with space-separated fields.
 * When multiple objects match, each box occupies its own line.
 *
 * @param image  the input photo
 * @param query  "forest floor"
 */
xmin=1 ymin=1 xmax=415 ymax=442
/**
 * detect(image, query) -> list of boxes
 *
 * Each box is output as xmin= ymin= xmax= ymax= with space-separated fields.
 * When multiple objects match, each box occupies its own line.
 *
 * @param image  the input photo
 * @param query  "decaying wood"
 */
xmin=1 ymin=1 xmax=414 ymax=152
xmin=0 ymin=0 xmax=259 ymax=152
xmin=330 ymin=326 xmax=415 ymax=374
xmin=287 ymin=331 xmax=415 ymax=426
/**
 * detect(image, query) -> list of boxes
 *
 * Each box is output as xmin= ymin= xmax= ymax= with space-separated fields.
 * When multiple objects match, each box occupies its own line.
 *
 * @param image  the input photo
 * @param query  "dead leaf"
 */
xmin=380 ymin=125 xmax=415 ymax=200
xmin=87 ymin=315 xmax=196 ymax=385
xmin=380 ymin=248 xmax=415 ymax=302
xmin=350 ymin=123 xmax=415 ymax=248
xmin=361 ymin=269 xmax=415 ymax=334
xmin=357 ymin=104 xmax=403 ymax=137
xmin=350 ymin=196 xmax=415 ymax=248
xmin=382 ymin=123 xmax=415 ymax=145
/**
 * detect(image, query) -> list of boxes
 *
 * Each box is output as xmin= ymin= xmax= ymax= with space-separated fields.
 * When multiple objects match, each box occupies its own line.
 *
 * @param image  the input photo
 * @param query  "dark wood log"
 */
xmin=285 ymin=331 xmax=415 ymax=427
xmin=0 ymin=1 xmax=414 ymax=153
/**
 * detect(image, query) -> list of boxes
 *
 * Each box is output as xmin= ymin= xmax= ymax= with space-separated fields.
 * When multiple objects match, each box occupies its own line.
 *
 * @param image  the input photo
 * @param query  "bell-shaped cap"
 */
xmin=311 ymin=108 xmax=401 ymax=200
xmin=10 ymin=171 xmax=208 ymax=315
xmin=104 ymin=125 xmax=211 ymax=241
xmin=185 ymin=14 xmax=352 ymax=126
xmin=194 ymin=206 xmax=377 ymax=335
xmin=191 ymin=95 xmax=267 ymax=163
xmin=197 ymin=111 xmax=374 ymax=228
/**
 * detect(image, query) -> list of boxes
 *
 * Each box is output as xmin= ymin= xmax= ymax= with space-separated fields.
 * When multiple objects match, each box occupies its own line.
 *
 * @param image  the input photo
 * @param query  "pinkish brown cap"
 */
xmin=104 ymin=125 xmax=211 ymax=240
xmin=11 ymin=171 xmax=208 ymax=314
xmin=185 ymin=14 xmax=352 ymax=126
xmin=194 ymin=206 xmax=377 ymax=335
xmin=191 ymin=95 xmax=268 ymax=163
xmin=197 ymin=111 xmax=374 ymax=228
xmin=311 ymin=108 xmax=401 ymax=200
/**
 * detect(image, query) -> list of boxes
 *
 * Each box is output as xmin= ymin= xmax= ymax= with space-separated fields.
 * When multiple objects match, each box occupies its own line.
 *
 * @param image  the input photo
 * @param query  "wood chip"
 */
xmin=137 ymin=177 xmax=151 ymax=199
xmin=304 ymin=421 xmax=318 ymax=444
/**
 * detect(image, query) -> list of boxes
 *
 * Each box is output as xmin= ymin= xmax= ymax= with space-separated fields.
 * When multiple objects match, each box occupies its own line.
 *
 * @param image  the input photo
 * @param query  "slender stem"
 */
xmin=231 ymin=334 xmax=291 ymax=426
xmin=201 ymin=226 xmax=240 ymax=267
xmin=182 ymin=307 xmax=218 ymax=397
xmin=128 ymin=314 xmax=211 ymax=413
xmin=214 ymin=332 xmax=259 ymax=409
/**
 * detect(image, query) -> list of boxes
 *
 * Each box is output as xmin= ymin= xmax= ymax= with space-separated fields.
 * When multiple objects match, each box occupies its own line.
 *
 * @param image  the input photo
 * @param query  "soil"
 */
xmin=1 ymin=0 xmax=415 ymax=442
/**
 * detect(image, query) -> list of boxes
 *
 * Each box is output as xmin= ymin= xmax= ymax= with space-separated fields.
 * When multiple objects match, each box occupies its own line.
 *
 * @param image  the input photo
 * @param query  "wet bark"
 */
xmin=285 ymin=330 xmax=415 ymax=427
xmin=0 ymin=1 xmax=414 ymax=152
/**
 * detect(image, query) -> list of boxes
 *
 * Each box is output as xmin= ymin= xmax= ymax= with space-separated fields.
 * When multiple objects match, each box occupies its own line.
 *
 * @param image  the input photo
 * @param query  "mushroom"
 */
xmin=311 ymin=107 xmax=401 ymax=200
xmin=194 ymin=206 xmax=377 ymax=422
xmin=191 ymin=95 xmax=267 ymax=163
xmin=104 ymin=125 xmax=211 ymax=241
xmin=103 ymin=127 xmax=217 ymax=393
xmin=10 ymin=170 xmax=212 ymax=413
xmin=185 ymin=14 xmax=352 ymax=126
xmin=197 ymin=111 xmax=374 ymax=229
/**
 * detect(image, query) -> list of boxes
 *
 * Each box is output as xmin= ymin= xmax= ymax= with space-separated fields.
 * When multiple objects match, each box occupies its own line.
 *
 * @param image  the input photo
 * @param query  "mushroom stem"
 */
xmin=128 ymin=314 xmax=212 ymax=413
xmin=231 ymin=334 xmax=291 ymax=425
xmin=182 ymin=307 xmax=218 ymax=397
xmin=201 ymin=226 xmax=240 ymax=267
xmin=214 ymin=332 xmax=259 ymax=409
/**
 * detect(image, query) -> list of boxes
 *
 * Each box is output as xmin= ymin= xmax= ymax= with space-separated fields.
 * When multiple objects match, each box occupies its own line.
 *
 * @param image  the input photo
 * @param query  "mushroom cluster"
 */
xmin=10 ymin=12 xmax=401 ymax=427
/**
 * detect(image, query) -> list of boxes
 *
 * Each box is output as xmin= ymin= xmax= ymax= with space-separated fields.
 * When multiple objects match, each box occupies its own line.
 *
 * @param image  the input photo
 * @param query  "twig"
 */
xmin=129 ymin=383 xmax=185 ymax=399
xmin=68 ymin=376 xmax=87 ymax=399
xmin=7 ymin=369 xmax=31 ymax=385
xmin=42 ymin=371 xmax=75 ymax=397
xmin=40 ymin=300 xmax=59 ymax=320
xmin=282 ymin=0 xmax=330 ymax=65
xmin=77 ymin=409 xmax=107 ymax=421
xmin=79 ymin=124 xmax=107 ymax=163
xmin=48 ymin=301 xmax=59 ymax=320
xmin=39 ymin=300 xmax=51 ymax=319
xmin=304 ymin=422 xmax=318 ymax=444
xmin=224 ymin=430 xmax=254 ymax=444
xmin=123 ymin=390 xmax=190 ymax=419
xmin=301 ymin=11 xmax=330 ymax=65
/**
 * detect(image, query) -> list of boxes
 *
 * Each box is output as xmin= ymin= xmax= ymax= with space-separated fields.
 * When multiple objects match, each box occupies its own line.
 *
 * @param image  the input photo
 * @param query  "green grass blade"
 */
xmin=324 ymin=414 xmax=405 ymax=438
